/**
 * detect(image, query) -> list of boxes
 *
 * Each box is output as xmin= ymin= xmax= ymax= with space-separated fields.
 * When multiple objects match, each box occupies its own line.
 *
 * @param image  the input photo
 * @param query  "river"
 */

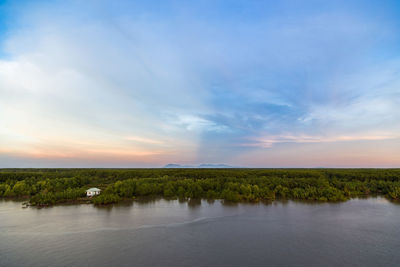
xmin=0 ymin=197 xmax=399 ymax=266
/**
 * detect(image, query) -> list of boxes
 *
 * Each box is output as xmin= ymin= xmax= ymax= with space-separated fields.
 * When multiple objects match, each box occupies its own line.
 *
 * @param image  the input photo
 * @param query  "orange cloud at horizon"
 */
xmin=233 ymin=138 xmax=400 ymax=168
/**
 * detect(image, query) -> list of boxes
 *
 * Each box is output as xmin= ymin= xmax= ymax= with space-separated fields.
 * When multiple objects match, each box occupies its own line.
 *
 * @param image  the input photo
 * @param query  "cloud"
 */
xmin=245 ymin=132 xmax=399 ymax=148
xmin=1 ymin=0 xmax=400 ymax=167
xmin=0 ymin=2 xmax=211 ymax=165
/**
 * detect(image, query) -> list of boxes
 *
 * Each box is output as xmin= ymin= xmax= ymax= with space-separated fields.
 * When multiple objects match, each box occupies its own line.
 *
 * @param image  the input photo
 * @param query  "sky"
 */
xmin=0 ymin=0 xmax=400 ymax=168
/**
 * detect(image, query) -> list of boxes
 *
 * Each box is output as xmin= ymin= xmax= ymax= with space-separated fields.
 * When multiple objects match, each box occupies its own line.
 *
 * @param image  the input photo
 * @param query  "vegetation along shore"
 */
xmin=0 ymin=169 xmax=399 ymax=206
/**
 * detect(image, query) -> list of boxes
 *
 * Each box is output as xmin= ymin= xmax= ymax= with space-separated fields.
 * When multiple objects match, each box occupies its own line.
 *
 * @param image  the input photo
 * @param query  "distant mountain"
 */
xmin=164 ymin=164 xmax=187 ymax=168
xmin=163 ymin=163 xmax=235 ymax=168
xmin=198 ymin=164 xmax=234 ymax=168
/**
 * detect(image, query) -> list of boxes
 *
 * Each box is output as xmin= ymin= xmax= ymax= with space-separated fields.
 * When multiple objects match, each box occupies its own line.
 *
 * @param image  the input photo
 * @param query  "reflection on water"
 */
xmin=0 ymin=197 xmax=399 ymax=266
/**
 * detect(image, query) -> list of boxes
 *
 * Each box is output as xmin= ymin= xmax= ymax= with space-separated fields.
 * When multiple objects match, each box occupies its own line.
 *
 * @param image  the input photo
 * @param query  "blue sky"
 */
xmin=1 ymin=0 xmax=400 ymax=167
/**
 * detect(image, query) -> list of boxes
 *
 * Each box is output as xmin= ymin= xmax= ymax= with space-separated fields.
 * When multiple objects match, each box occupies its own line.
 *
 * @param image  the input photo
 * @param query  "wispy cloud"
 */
xmin=245 ymin=133 xmax=399 ymax=148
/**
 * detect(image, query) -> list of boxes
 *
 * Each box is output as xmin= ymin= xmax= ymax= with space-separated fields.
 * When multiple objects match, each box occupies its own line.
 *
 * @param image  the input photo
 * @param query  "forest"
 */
xmin=0 ymin=168 xmax=399 ymax=206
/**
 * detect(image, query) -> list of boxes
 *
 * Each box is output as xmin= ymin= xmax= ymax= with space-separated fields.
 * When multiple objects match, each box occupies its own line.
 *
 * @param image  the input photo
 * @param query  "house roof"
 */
xmin=86 ymin=187 xmax=101 ymax=192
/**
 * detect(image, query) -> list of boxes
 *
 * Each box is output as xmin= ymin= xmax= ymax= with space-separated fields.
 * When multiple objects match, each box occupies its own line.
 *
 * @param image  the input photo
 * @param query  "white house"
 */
xmin=86 ymin=188 xmax=101 ymax=197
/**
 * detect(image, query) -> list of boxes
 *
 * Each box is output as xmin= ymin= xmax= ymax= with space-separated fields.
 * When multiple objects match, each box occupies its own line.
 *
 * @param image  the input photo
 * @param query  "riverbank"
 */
xmin=1 ymin=168 xmax=399 ymax=206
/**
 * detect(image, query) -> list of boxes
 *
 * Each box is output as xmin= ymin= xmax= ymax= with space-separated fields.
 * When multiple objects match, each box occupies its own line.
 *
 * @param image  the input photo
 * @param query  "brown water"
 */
xmin=0 ymin=198 xmax=399 ymax=266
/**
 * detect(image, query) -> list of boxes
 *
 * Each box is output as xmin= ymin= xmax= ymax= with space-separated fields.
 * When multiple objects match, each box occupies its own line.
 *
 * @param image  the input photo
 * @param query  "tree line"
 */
xmin=0 ymin=168 xmax=399 ymax=206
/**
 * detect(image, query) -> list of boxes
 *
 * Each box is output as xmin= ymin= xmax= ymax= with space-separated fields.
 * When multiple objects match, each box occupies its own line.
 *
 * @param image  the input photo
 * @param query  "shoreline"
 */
xmin=2 ymin=194 xmax=399 ymax=208
xmin=1 ymin=169 xmax=399 ymax=207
